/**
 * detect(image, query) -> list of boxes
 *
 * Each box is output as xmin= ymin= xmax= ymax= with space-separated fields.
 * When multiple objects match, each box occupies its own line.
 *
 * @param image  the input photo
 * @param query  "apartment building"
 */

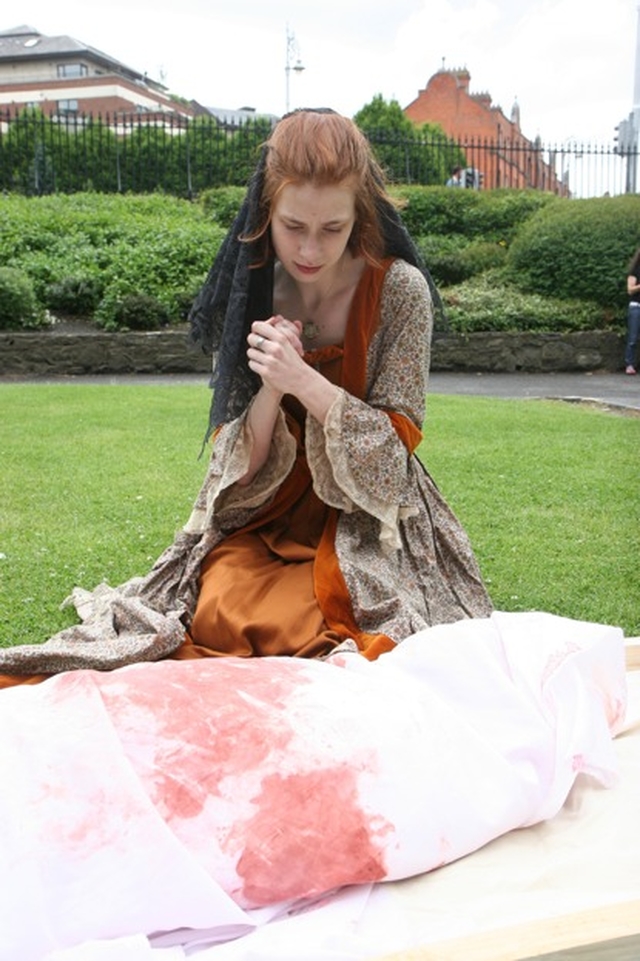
xmin=0 ymin=24 xmax=195 ymax=120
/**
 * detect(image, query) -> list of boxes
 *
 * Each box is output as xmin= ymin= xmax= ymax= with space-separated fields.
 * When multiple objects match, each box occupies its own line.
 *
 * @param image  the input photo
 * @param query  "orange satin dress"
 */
xmin=175 ymin=348 xmax=345 ymax=661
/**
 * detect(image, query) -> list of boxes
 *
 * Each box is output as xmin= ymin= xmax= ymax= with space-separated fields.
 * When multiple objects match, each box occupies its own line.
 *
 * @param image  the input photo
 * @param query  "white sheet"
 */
xmin=0 ymin=611 xmax=633 ymax=961
xmin=196 ymin=669 xmax=640 ymax=961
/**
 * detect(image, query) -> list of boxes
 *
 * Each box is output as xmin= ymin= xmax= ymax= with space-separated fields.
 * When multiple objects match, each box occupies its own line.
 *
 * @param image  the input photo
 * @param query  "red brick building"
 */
xmin=405 ymin=68 xmax=561 ymax=192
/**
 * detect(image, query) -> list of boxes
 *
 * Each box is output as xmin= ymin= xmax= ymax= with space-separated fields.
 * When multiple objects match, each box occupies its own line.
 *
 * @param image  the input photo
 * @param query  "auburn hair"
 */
xmin=244 ymin=110 xmax=390 ymax=266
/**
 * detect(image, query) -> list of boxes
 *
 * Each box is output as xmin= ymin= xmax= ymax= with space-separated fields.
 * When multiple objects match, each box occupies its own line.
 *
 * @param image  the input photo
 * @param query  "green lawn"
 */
xmin=0 ymin=383 xmax=638 ymax=648
xmin=419 ymin=394 xmax=639 ymax=636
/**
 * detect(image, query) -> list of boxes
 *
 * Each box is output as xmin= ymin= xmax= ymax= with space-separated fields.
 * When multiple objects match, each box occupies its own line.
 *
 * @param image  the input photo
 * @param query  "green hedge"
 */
xmin=0 ymin=188 xmax=636 ymax=333
xmin=393 ymin=186 xmax=556 ymax=242
xmin=442 ymin=271 xmax=611 ymax=333
xmin=394 ymin=187 xmax=636 ymax=329
xmin=506 ymin=194 xmax=640 ymax=311
xmin=0 ymin=192 xmax=224 ymax=329
xmin=416 ymin=235 xmax=508 ymax=286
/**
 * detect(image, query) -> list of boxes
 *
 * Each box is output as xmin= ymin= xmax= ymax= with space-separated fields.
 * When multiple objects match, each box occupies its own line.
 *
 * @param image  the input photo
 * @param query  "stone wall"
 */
xmin=0 ymin=327 xmax=626 ymax=378
xmin=431 ymin=330 xmax=625 ymax=373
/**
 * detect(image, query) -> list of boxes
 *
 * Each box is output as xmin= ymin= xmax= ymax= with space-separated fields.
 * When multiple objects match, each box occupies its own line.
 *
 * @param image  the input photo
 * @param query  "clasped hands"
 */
xmin=247 ymin=315 xmax=307 ymax=397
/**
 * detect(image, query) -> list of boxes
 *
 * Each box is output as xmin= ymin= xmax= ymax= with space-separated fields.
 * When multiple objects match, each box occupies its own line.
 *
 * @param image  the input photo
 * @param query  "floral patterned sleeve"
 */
xmin=305 ymin=260 xmax=432 ymax=549
xmin=183 ymin=407 xmax=296 ymax=534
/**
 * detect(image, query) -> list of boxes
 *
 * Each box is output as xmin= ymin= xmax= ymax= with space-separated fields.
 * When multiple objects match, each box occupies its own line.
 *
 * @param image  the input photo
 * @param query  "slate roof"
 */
xmin=205 ymin=106 xmax=278 ymax=125
xmin=0 ymin=24 xmax=156 ymax=87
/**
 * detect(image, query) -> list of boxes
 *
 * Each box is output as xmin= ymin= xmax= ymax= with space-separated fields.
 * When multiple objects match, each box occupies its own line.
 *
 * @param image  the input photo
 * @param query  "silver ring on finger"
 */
xmin=255 ymin=335 xmax=265 ymax=350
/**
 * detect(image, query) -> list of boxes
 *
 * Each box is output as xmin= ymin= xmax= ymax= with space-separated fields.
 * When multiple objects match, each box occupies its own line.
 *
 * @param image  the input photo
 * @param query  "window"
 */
xmin=57 ymin=99 xmax=79 ymax=114
xmin=57 ymin=63 xmax=88 ymax=79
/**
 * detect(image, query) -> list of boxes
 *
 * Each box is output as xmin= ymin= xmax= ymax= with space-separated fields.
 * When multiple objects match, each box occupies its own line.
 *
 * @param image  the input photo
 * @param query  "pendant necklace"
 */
xmin=302 ymin=320 xmax=320 ymax=342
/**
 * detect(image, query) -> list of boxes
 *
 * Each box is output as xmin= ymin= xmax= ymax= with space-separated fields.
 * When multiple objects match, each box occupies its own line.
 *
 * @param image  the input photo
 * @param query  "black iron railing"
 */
xmin=0 ymin=109 xmax=637 ymax=199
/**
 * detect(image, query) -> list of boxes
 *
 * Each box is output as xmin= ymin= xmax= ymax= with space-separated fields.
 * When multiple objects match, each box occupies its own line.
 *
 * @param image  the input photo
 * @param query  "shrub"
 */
xmin=418 ymin=236 xmax=508 ymax=286
xmin=198 ymin=186 xmax=246 ymax=227
xmin=442 ymin=272 xmax=611 ymax=333
xmin=507 ymin=194 xmax=640 ymax=310
xmin=1 ymin=193 xmax=224 ymax=329
xmin=45 ymin=275 xmax=103 ymax=315
xmin=112 ymin=293 xmax=171 ymax=330
xmin=416 ymin=234 xmax=468 ymax=285
xmin=394 ymin=186 xmax=554 ymax=242
xmin=396 ymin=186 xmax=482 ymax=236
xmin=468 ymin=190 xmax=557 ymax=240
xmin=0 ymin=267 xmax=46 ymax=329
xmin=460 ymin=240 xmax=508 ymax=277
xmin=94 ymin=267 xmax=208 ymax=330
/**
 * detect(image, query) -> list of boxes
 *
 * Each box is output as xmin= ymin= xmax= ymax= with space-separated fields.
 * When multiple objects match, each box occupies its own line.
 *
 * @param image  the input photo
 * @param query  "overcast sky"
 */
xmin=15 ymin=0 xmax=639 ymax=144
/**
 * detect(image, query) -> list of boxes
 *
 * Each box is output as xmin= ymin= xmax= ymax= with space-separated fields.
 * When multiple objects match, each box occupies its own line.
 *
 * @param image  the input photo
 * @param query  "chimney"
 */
xmin=472 ymin=92 xmax=492 ymax=109
xmin=453 ymin=68 xmax=471 ymax=93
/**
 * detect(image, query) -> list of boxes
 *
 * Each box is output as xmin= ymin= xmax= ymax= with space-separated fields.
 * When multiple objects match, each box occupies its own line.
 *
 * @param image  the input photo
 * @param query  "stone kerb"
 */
xmin=0 ymin=328 xmax=626 ymax=377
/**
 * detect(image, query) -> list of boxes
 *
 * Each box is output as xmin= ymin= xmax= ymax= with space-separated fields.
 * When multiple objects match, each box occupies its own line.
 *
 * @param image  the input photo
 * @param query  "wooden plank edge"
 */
xmin=625 ymin=639 xmax=640 ymax=671
xmin=375 ymin=898 xmax=640 ymax=961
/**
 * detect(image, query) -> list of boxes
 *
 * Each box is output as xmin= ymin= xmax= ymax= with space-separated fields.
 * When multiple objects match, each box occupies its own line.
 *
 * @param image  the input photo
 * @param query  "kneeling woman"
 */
xmin=0 ymin=109 xmax=492 ymax=685
xmin=173 ymin=108 xmax=492 ymax=663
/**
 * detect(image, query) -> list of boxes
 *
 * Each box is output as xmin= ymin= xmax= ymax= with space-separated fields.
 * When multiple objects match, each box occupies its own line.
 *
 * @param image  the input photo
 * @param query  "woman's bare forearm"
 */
xmin=235 ymin=385 xmax=283 ymax=486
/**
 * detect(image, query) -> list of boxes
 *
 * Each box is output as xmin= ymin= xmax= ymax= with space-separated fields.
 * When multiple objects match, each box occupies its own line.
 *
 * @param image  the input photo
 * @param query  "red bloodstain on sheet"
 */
xmin=96 ymin=658 xmax=311 ymax=822
xmin=234 ymin=763 xmax=392 ymax=906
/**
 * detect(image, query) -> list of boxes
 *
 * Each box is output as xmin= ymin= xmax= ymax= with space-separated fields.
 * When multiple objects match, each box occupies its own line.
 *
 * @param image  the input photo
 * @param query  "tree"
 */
xmin=354 ymin=94 xmax=415 ymax=136
xmin=353 ymin=94 xmax=465 ymax=185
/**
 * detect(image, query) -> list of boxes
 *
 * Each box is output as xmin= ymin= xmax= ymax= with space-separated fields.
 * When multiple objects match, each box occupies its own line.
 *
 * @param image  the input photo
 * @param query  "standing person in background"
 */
xmin=625 ymin=246 xmax=640 ymax=375
xmin=446 ymin=165 xmax=464 ymax=187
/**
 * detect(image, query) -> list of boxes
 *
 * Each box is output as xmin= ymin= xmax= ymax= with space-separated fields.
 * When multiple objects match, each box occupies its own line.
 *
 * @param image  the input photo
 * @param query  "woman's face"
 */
xmin=270 ymin=181 xmax=357 ymax=284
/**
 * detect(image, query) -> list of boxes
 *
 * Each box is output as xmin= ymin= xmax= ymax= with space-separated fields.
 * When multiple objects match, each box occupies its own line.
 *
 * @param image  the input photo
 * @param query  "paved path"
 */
xmin=428 ymin=370 xmax=640 ymax=412
xmin=2 ymin=369 xmax=639 ymax=411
